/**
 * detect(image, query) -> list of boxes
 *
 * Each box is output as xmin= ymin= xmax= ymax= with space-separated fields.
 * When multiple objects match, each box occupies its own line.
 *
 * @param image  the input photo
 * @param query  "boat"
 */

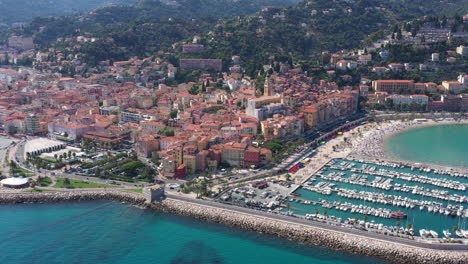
xmin=419 ymin=229 xmax=428 ymax=237
xmin=443 ymin=230 xmax=451 ymax=238
xmin=291 ymin=192 xmax=301 ymax=196
xmin=462 ymin=230 xmax=468 ymax=238
xmin=390 ymin=211 xmax=407 ymax=219
xmin=429 ymin=230 xmax=439 ymax=238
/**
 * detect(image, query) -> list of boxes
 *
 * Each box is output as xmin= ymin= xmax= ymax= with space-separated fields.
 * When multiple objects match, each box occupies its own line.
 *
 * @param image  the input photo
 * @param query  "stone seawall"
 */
xmin=0 ymin=190 xmax=146 ymax=206
xmin=152 ymin=198 xmax=468 ymax=264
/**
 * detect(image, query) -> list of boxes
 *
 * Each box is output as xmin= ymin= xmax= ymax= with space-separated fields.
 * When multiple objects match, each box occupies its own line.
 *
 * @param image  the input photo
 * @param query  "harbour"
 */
xmin=284 ymin=158 xmax=468 ymax=239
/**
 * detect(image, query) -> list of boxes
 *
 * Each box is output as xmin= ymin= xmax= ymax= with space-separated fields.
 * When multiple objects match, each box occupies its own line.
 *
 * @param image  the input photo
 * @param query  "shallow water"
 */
xmin=384 ymin=124 xmax=468 ymax=167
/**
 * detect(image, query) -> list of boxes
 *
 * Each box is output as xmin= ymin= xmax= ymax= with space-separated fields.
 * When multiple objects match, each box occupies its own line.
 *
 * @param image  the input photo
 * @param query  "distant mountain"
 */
xmin=0 ymin=0 xmax=137 ymax=24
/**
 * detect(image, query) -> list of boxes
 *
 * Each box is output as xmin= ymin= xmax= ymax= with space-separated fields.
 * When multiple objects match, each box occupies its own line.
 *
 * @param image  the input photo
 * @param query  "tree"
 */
xmin=170 ymin=109 xmax=178 ymax=119
xmin=396 ymin=29 xmax=402 ymax=40
xmin=141 ymin=166 xmax=153 ymax=181
xmin=95 ymin=167 xmax=101 ymax=178
xmin=64 ymin=178 xmax=71 ymax=185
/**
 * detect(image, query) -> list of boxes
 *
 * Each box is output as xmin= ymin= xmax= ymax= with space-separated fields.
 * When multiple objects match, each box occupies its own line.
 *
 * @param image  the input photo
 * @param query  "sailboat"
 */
xmin=442 ymin=229 xmax=451 ymax=238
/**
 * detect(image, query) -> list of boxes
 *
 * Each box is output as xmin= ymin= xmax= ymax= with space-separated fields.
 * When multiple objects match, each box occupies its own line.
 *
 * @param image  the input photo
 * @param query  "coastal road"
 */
xmin=219 ymin=116 xmax=368 ymax=188
xmin=166 ymin=194 xmax=468 ymax=251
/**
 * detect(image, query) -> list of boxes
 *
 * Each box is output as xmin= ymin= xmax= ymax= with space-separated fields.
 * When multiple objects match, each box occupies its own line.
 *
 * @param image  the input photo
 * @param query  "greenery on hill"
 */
xmin=18 ymin=0 xmax=300 ymax=43
xmin=200 ymin=0 xmax=468 ymax=74
xmin=11 ymin=0 xmax=301 ymax=64
xmin=11 ymin=0 xmax=468 ymax=73
xmin=0 ymin=0 xmax=137 ymax=24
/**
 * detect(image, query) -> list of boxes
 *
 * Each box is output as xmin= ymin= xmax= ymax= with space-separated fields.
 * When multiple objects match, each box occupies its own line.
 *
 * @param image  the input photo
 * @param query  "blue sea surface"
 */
xmin=0 ymin=201 xmax=388 ymax=264
xmin=384 ymin=124 xmax=468 ymax=167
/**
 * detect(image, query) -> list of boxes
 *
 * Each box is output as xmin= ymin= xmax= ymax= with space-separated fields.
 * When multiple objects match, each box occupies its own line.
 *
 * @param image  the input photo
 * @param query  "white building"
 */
xmin=456 ymin=45 xmax=468 ymax=56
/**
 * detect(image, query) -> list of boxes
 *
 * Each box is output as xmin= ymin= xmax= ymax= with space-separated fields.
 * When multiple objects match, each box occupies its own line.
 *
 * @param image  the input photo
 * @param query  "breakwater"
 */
xmin=1 ymin=190 xmax=468 ymax=263
xmin=0 ymin=190 xmax=146 ymax=205
xmin=152 ymin=198 xmax=468 ymax=264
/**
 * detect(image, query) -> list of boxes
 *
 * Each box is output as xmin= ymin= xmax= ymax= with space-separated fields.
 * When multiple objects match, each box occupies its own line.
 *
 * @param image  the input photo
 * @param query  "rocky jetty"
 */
xmin=0 ymin=190 xmax=146 ymax=206
xmin=153 ymin=198 xmax=468 ymax=264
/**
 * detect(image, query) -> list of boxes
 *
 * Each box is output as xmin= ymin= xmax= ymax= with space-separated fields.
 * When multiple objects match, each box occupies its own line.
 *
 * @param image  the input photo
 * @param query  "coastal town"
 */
xmin=0 ymin=1 xmax=468 ymax=264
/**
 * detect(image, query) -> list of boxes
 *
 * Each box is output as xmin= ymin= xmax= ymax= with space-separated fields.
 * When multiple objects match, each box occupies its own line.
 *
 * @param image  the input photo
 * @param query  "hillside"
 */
xmin=0 ymin=0 xmax=137 ymax=24
xmin=14 ymin=0 xmax=301 ymax=50
xmin=199 ymin=0 xmax=468 ymax=74
xmin=12 ymin=0 xmax=468 ymax=71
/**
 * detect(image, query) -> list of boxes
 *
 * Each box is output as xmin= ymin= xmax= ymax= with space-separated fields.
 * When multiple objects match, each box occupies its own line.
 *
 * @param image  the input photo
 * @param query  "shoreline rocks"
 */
xmin=0 ymin=190 xmax=146 ymax=206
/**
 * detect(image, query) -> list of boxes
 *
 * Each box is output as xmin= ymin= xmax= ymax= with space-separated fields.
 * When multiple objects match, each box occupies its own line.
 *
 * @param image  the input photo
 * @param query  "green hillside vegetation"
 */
xmin=0 ymin=0 xmax=137 ymax=24
xmin=11 ymin=0 xmax=301 ymax=64
xmin=11 ymin=0 xmax=468 ymax=72
xmin=17 ymin=0 xmax=300 ymax=44
xmin=200 ymin=0 xmax=468 ymax=74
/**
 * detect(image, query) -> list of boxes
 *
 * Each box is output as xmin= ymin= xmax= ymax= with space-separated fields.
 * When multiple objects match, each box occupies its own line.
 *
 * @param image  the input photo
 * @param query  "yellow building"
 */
xmin=303 ymin=107 xmax=319 ymax=129
xmin=183 ymin=155 xmax=197 ymax=174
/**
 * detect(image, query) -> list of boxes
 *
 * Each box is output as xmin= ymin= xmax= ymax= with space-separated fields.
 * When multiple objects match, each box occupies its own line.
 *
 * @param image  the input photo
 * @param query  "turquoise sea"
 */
xmin=0 ymin=201 xmax=388 ymax=264
xmin=384 ymin=124 xmax=468 ymax=167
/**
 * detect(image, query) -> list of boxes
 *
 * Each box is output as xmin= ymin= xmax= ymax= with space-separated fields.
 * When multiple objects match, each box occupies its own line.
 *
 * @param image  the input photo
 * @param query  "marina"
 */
xmin=284 ymin=158 xmax=468 ymax=239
